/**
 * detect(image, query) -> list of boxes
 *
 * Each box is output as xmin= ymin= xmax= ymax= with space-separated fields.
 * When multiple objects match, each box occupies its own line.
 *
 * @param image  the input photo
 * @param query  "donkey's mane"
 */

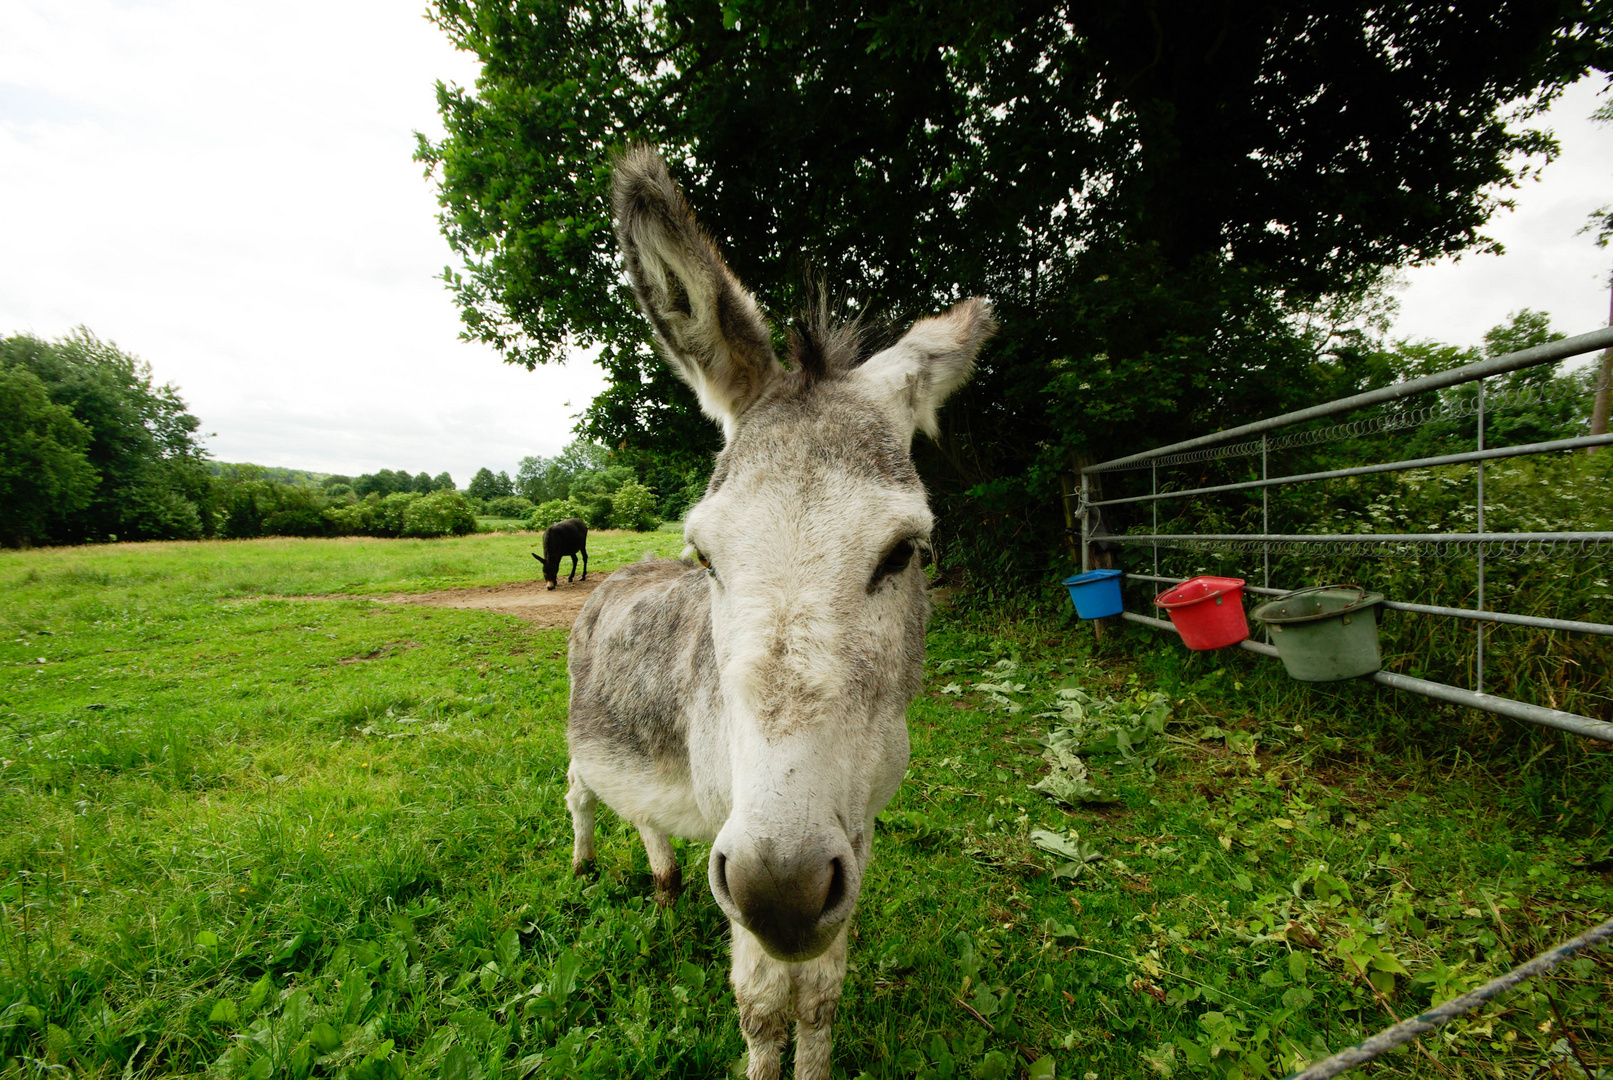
xmin=786 ymin=291 xmax=871 ymax=388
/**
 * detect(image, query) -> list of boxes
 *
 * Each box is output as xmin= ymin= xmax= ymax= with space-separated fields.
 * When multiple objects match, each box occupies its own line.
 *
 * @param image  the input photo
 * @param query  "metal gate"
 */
xmin=1073 ymin=326 xmax=1613 ymax=743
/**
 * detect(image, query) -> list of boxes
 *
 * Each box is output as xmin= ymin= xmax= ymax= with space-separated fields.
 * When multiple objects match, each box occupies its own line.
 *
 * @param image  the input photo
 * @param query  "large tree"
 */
xmin=418 ymin=0 xmax=1611 ymax=573
xmin=0 ymin=364 xmax=98 ymax=546
xmin=1 ymin=330 xmax=211 ymax=543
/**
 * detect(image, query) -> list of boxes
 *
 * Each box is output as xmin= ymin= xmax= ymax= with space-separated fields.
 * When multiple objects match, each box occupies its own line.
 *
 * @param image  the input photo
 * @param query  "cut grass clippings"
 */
xmin=1 ymin=536 xmax=1609 ymax=1079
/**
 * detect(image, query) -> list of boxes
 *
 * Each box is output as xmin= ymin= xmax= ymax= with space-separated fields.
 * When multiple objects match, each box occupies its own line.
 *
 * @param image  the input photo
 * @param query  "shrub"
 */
xmin=609 ymin=481 xmax=659 ymax=531
xmin=402 ymin=489 xmax=477 ymax=538
xmin=376 ymin=491 xmax=421 ymax=538
xmin=484 ymin=494 xmax=535 ymax=518
xmin=524 ymin=498 xmax=591 ymax=531
xmin=325 ymin=493 xmax=379 ymax=536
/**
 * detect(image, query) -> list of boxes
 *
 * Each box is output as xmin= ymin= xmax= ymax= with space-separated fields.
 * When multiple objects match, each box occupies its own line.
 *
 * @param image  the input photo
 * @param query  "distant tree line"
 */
xmin=317 ymin=468 xmax=457 ymax=499
xmin=0 ymin=328 xmax=674 ymax=547
xmin=465 ymin=440 xmax=672 ymax=532
xmin=0 ymin=330 xmax=478 ymax=546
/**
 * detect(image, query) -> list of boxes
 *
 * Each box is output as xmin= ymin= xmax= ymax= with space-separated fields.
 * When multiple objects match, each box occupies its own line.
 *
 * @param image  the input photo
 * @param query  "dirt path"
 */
xmin=381 ymin=574 xmax=608 ymax=629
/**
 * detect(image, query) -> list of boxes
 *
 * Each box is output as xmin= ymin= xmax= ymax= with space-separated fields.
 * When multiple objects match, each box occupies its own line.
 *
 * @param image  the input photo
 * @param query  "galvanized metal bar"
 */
xmin=1123 ymin=577 xmax=1613 ymax=637
xmin=1120 ymin=611 xmax=1613 ymax=742
xmin=1088 ymin=432 xmax=1613 ymax=508
xmin=1370 ymin=671 xmax=1613 ymax=743
xmin=1382 ymin=600 xmax=1613 ymax=637
xmin=1083 ymin=326 xmax=1613 ymax=474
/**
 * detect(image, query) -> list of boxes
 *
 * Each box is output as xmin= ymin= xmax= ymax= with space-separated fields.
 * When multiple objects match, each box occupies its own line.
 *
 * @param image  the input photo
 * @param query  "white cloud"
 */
xmin=0 ymin=0 xmax=606 ymax=483
xmin=1391 ymin=78 xmax=1613 ymax=351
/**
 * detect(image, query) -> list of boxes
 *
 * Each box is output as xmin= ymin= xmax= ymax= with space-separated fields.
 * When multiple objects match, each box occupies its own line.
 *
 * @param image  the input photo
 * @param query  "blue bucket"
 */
xmin=1063 ymin=569 xmax=1123 ymax=619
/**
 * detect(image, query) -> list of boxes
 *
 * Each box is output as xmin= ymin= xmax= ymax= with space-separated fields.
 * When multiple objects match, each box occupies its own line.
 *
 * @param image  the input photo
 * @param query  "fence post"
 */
xmin=1591 ymin=274 xmax=1611 ymax=449
xmin=1060 ymin=471 xmax=1082 ymax=571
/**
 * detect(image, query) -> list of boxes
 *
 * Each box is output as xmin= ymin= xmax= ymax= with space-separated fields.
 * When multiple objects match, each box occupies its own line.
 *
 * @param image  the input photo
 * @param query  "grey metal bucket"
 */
xmin=1249 ymin=585 xmax=1386 ymax=682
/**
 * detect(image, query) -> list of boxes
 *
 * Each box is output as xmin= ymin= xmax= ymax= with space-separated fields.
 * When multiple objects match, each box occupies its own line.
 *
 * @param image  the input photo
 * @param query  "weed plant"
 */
xmin=1 ymin=536 xmax=1610 ymax=1079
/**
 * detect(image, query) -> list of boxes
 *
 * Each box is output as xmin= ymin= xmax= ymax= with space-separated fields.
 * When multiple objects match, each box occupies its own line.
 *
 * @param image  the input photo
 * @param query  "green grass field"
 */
xmin=1 ymin=537 xmax=1608 ymax=1079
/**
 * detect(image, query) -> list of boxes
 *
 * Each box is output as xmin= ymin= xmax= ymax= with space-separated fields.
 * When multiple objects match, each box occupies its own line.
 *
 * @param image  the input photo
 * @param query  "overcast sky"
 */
xmin=2 ymin=3 xmax=1610 ymax=484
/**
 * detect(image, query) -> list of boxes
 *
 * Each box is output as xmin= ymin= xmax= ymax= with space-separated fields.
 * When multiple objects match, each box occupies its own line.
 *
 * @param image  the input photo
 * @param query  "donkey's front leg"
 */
xmin=731 ymin=924 xmax=790 ymax=1080
xmin=790 ymin=924 xmax=848 ymax=1080
xmin=634 ymin=823 xmax=682 ymax=905
xmin=565 ymin=763 xmax=597 ymax=876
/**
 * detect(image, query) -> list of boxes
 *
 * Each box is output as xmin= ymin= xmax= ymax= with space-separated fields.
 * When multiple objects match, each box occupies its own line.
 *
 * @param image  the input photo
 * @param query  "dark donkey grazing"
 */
xmin=564 ymin=147 xmax=994 ymax=1080
xmin=532 ymin=517 xmax=588 ymax=590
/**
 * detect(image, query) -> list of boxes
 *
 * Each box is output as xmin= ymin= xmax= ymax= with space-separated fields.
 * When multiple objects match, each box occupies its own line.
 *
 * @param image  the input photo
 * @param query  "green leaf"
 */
xmin=1027 ymin=1054 xmax=1056 ymax=1080
xmin=309 ymin=1022 xmax=341 ymax=1054
xmin=495 ymin=926 xmax=520 ymax=970
xmin=1371 ymin=951 xmax=1410 ymax=975
xmin=441 ymin=1045 xmax=483 ymax=1080
xmin=207 ymin=999 xmax=239 ymax=1024
xmin=549 ymin=950 xmax=582 ymax=1001
xmin=243 ymin=974 xmax=271 ymax=1013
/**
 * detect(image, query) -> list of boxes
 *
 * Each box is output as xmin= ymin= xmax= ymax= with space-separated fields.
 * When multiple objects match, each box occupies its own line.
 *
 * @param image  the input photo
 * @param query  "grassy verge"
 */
xmin=1 ymin=540 xmax=1608 ymax=1079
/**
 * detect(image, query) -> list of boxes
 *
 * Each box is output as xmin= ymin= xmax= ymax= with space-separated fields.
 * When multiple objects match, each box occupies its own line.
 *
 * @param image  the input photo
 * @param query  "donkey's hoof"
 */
xmin=653 ymin=866 xmax=683 ymax=906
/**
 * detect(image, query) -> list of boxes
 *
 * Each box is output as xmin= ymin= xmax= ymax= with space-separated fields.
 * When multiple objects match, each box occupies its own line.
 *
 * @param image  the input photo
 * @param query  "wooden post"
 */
xmin=1059 ymin=471 xmax=1082 ymax=571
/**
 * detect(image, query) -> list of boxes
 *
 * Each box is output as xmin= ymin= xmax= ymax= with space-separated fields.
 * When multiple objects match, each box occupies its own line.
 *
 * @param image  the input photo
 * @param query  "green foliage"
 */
xmin=466 ymin=468 xmax=514 ymax=500
xmin=0 ymin=329 xmax=210 ymax=545
xmin=352 ymin=468 xmax=455 ymax=499
xmin=213 ymin=461 xmax=325 ymax=487
xmin=375 ymin=492 xmax=422 ymax=539
xmin=524 ymin=498 xmax=591 ymax=531
xmin=0 ymin=363 xmax=97 ymax=546
xmin=607 ymin=480 xmax=659 ymax=531
xmin=214 ymin=466 xmax=333 ymax=539
xmin=483 ymin=495 xmax=534 ymax=519
xmin=401 ymin=489 xmax=478 ymax=538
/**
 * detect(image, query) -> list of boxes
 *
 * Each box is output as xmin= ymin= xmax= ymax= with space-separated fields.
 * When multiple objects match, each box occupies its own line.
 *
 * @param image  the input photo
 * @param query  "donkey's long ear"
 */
xmin=852 ymin=298 xmax=996 ymax=439
xmin=612 ymin=147 xmax=781 ymax=435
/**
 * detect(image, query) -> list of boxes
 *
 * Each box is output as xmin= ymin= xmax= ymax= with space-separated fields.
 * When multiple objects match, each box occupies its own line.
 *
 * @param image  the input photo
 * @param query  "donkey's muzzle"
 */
xmin=709 ymin=835 xmax=857 ymax=961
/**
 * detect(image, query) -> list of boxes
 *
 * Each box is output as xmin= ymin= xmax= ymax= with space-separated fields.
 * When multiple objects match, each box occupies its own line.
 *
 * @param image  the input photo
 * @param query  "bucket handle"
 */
xmin=1273 ymin=583 xmax=1369 ymax=612
xmin=1153 ymin=577 xmax=1245 ymax=610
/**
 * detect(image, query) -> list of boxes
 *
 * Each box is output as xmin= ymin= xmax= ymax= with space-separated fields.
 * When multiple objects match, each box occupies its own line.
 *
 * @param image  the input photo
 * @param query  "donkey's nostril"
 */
xmin=711 ymin=851 xmax=731 ymax=901
xmin=823 ymin=857 xmax=847 ymax=917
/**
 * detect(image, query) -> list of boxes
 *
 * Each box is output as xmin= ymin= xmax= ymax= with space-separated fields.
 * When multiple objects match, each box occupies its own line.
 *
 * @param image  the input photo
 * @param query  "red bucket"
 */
xmin=1154 ymin=576 xmax=1249 ymax=650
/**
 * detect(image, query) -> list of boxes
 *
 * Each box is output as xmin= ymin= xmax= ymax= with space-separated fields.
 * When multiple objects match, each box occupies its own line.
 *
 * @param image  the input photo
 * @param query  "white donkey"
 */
xmin=565 ymin=147 xmax=995 ymax=1080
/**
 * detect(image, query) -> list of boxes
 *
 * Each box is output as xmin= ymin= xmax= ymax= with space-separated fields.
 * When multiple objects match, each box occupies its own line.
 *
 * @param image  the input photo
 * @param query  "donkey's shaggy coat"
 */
xmin=565 ymin=147 xmax=994 ymax=1080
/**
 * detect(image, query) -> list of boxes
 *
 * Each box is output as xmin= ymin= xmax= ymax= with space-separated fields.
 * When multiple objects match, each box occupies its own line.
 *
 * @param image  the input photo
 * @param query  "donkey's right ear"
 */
xmin=612 ymin=147 xmax=782 ymax=437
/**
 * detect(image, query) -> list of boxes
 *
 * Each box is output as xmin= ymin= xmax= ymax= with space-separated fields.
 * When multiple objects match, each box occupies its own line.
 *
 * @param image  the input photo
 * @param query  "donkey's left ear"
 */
xmin=852 ymin=298 xmax=996 ymax=439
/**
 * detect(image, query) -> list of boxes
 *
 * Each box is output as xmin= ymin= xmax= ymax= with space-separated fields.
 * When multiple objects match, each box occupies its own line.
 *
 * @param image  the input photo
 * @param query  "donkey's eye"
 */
xmin=684 ymin=544 xmax=713 ymax=574
xmin=871 ymin=539 xmax=917 ymax=590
